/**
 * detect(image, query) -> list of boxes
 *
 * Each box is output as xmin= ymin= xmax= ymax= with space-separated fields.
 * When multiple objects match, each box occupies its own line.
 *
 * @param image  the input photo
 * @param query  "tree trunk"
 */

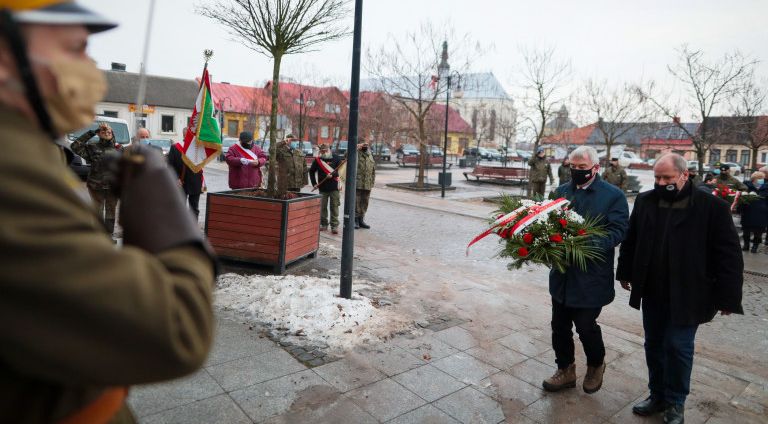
xmin=267 ymin=53 xmax=283 ymax=198
xmin=697 ymin=147 xmax=706 ymax=175
xmin=751 ymin=145 xmax=759 ymax=173
xmin=416 ymin=117 xmax=426 ymax=188
xmin=605 ymin=142 xmax=612 ymax=166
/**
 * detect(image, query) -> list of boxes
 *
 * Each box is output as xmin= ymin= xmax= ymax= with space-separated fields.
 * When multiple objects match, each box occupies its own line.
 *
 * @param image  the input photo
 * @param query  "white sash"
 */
xmin=230 ymin=143 xmax=259 ymax=161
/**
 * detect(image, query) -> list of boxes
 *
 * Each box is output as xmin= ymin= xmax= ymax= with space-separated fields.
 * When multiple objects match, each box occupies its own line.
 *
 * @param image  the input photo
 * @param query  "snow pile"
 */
xmin=215 ymin=273 xmax=408 ymax=352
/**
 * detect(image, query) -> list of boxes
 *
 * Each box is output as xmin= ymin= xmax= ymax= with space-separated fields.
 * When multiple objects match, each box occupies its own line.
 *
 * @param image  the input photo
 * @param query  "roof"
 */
xmin=542 ymin=123 xmax=597 ymax=145
xmin=648 ymin=123 xmax=699 ymax=140
xmin=426 ymin=103 xmax=473 ymax=134
xmin=455 ymin=72 xmax=510 ymax=99
xmin=265 ymin=81 xmax=349 ymax=119
xmin=103 ymin=70 xmax=198 ymax=109
xmin=209 ymin=81 xmax=270 ymax=115
xmin=360 ymin=72 xmax=511 ymax=101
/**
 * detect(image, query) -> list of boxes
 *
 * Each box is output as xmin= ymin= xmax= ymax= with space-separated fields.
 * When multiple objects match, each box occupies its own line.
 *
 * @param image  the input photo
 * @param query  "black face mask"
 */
xmin=361 ymin=147 xmax=368 ymax=152
xmin=571 ymin=167 xmax=595 ymax=186
xmin=242 ymin=141 xmax=252 ymax=149
xmin=654 ymin=182 xmax=680 ymax=202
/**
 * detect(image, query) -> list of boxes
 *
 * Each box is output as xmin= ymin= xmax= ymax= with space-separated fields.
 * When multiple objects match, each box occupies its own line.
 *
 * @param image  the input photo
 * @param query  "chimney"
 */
xmin=672 ymin=116 xmax=681 ymax=124
xmin=110 ymin=62 xmax=126 ymax=72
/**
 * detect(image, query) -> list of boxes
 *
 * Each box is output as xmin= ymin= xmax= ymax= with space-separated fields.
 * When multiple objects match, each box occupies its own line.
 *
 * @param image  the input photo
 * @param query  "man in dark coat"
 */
xmin=168 ymin=141 xmax=204 ymax=218
xmin=543 ymin=146 xmax=629 ymax=395
xmin=309 ymin=143 xmax=342 ymax=234
xmin=617 ymin=153 xmax=743 ymax=424
xmin=740 ymin=171 xmax=767 ymax=253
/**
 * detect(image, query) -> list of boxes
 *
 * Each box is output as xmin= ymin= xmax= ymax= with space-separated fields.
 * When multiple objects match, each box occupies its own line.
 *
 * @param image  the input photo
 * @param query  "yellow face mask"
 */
xmin=31 ymin=56 xmax=106 ymax=135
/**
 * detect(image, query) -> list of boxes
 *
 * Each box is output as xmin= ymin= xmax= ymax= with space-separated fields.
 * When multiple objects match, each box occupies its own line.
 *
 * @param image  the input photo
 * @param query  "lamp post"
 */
xmin=437 ymin=41 xmax=461 ymax=199
xmin=218 ymin=96 xmax=232 ymax=137
xmin=297 ymin=89 xmax=314 ymax=141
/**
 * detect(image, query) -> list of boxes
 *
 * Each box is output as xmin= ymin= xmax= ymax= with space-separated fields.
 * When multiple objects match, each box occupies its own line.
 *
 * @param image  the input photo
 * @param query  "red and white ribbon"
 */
xmin=466 ymin=197 xmax=570 ymax=255
xmin=230 ymin=143 xmax=261 ymax=162
xmin=731 ymin=191 xmax=741 ymax=212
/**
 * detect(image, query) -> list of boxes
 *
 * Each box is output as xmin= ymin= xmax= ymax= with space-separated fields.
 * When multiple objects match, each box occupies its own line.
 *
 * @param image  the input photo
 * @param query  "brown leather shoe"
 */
xmin=542 ymin=364 xmax=576 ymax=392
xmin=583 ymin=362 xmax=606 ymax=394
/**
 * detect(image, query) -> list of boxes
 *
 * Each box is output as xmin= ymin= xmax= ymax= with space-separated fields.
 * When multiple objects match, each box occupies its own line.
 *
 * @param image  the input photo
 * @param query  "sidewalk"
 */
xmin=131 ymin=183 xmax=768 ymax=423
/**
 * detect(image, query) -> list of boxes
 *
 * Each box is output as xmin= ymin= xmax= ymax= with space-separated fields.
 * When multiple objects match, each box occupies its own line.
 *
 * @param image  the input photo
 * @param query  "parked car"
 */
xmin=722 ymin=162 xmax=742 ymax=176
xmin=290 ymin=140 xmax=314 ymax=156
xmin=468 ymin=147 xmax=501 ymax=161
xmin=397 ymin=144 xmax=419 ymax=158
xmin=332 ymin=140 xmax=348 ymax=155
xmin=687 ymin=160 xmax=710 ymax=172
xmin=219 ymin=137 xmax=239 ymax=161
xmin=428 ymin=145 xmax=444 ymax=157
xmin=141 ymin=138 xmax=173 ymax=156
xmin=370 ymin=143 xmax=391 ymax=161
xmin=68 ymin=116 xmax=132 ymax=147
xmin=600 ymin=150 xmax=644 ymax=168
xmin=63 ymin=144 xmax=89 ymax=182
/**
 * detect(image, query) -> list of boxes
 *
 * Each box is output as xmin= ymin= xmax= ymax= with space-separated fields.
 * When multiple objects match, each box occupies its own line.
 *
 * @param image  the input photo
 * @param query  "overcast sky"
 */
xmin=81 ymin=0 xmax=767 ymax=119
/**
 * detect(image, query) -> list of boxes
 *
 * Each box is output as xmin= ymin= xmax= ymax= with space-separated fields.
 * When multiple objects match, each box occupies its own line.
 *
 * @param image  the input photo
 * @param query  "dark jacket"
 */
xmin=168 ymin=144 xmax=203 ymax=195
xmin=557 ymin=164 xmax=571 ymax=185
xmin=616 ymin=183 xmax=744 ymax=325
xmin=70 ymin=130 xmax=121 ymax=191
xmin=740 ymin=182 xmax=768 ymax=229
xmin=549 ymin=175 xmax=630 ymax=308
xmin=309 ymin=155 xmax=342 ymax=193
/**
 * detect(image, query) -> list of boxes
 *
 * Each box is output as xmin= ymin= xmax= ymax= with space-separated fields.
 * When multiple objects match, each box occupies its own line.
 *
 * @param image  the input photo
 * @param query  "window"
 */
xmin=725 ymin=149 xmax=737 ymax=162
xmin=102 ymin=110 xmax=118 ymax=118
xmin=161 ymin=115 xmax=174 ymax=133
xmin=335 ymin=105 xmax=341 ymax=114
xmin=227 ymin=120 xmax=239 ymax=136
xmin=761 ymin=152 xmax=767 ymax=164
xmin=740 ymin=150 xmax=750 ymax=166
xmin=309 ymin=126 xmax=318 ymax=140
xmin=135 ymin=113 xmax=147 ymax=129
xmin=709 ymin=149 xmax=721 ymax=163
xmin=321 ymin=126 xmax=329 ymax=138
xmin=334 ymin=127 xmax=340 ymax=139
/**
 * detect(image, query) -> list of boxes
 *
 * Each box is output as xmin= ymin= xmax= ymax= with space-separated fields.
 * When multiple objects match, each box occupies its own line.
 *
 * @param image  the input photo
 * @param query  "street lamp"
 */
xmin=296 ymin=89 xmax=315 ymax=141
xmin=437 ymin=41 xmax=461 ymax=199
xmin=218 ymin=97 xmax=232 ymax=136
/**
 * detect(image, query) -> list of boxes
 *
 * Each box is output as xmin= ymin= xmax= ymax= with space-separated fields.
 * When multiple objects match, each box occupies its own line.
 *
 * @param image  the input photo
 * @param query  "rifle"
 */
xmin=312 ymin=159 xmax=347 ymax=192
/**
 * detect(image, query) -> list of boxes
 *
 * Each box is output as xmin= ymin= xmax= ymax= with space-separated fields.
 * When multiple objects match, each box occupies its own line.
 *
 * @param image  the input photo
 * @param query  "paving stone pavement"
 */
xmin=130 ymin=171 xmax=768 ymax=423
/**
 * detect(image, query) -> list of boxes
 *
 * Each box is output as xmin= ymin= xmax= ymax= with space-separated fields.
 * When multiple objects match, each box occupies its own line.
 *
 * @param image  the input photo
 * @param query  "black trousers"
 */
xmin=186 ymin=192 xmax=201 ymax=218
xmin=551 ymin=300 xmax=605 ymax=369
xmin=742 ymin=226 xmax=765 ymax=247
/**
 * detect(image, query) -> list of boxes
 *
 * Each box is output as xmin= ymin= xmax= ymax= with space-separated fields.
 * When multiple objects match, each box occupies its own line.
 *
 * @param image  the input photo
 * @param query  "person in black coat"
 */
xmin=543 ymin=146 xmax=629 ymax=395
xmin=740 ymin=171 xmax=767 ymax=253
xmin=616 ymin=153 xmax=743 ymax=424
xmin=168 ymin=143 xmax=204 ymax=218
xmin=309 ymin=143 xmax=342 ymax=234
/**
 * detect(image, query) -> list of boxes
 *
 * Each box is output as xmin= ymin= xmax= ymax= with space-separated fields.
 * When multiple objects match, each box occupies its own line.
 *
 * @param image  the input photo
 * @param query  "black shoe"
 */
xmin=354 ymin=217 xmax=360 ymax=229
xmin=663 ymin=404 xmax=684 ymax=424
xmin=751 ymin=245 xmax=759 ymax=253
xmin=358 ymin=217 xmax=370 ymax=229
xmin=632 ymin=396 xmax=667 ymax=416
xmin=742 ymin=245 xmax=750 ymax=251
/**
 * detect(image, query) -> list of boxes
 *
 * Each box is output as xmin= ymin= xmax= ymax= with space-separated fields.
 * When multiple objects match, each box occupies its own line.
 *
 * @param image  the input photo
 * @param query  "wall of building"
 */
xmin=453 ymin=97 xmax=517 ymax=149
xmin=96 ymin=102 xmax=192 ymax=140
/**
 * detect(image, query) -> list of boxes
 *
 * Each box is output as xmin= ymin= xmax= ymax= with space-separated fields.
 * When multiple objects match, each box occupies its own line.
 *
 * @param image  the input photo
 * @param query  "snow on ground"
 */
xmin=215 ymin=273 xmax=409 ymax=352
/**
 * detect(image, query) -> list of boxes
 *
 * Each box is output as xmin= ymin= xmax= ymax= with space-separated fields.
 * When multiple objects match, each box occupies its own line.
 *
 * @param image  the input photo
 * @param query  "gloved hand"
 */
xmin=240 ymin=158 xmax=250 ymax=166
xmin=115 ymin=145 xmax=217 ymax=265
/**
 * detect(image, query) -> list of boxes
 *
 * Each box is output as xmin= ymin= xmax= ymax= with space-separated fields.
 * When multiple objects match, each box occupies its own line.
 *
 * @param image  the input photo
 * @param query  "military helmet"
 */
xmin=4 ymin=0 xmax=116 ymax=33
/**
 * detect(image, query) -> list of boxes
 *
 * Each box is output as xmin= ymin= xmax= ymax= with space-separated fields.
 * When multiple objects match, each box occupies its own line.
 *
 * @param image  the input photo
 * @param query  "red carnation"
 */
xmin=559 ymin=218 xmax=568 ymax=228
xmin=549 ymin=233 xmax=563 ymax=243
xmin=522 ymin=233 xmax=534 ymax=244
xmin=499 ymin=228 xmax=511 ymax=239
xmin=577 ymin=229 xmax=587 ymax=236
xmin=517 ymin=247 xmax=529 ymax=257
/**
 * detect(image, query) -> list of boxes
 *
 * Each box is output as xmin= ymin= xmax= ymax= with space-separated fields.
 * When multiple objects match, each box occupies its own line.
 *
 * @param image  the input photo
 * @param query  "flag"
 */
xmin=179 ymin=66 xmax=221 ymax=172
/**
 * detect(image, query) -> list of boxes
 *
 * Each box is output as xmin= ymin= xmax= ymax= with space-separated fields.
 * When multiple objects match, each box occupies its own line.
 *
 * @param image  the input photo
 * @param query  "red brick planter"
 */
xmin=204 ymin=190 xmax=321 ymax=273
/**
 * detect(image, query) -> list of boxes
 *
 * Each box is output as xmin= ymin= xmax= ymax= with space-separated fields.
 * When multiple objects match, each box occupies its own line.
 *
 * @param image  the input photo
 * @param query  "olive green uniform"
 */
xmin=0 ymin=108 xmax=214 ymax=423
xmin=602 ymin=165 xmax=628 ymax=190
xmin=716 ymin=174 xmax=747 ymax=191
xmin=528 ymin=156 xmax=554 ymax=197
xmin=557 ymin=164 xmax=571 ymax=186
xmin=70 ymin=129 xmax=120 ymax=234
xmin=276 ymin=142 xmax=308 ymax=192
xmin=355 ymin=151 xmax=376 ymax=219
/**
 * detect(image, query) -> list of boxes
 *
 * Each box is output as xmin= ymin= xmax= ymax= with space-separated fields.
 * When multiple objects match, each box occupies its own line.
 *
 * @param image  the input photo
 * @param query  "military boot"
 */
xmin=358 ymin=216 xmax=370 ymax=229
xmin=354 ymin=217 xmax=360 ymax=229
xmin=663 ymin=404 xmax=684 ymax=424
xmin=583 ymin=362 xmax=605 ymax=394
xmin=542 ymin=364 xmax=576 ymax=392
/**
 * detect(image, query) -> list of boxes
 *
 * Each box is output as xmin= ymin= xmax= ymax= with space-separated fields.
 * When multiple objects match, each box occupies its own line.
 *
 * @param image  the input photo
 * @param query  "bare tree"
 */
xmin=732 ymin=72 xmax=768 ymax=172
xmin=515 ymin=47 xmax=571 ymax=154
xmin=496 ymin=99 xmax=517 ymax=166
xmin=637 ymin=45 xmax=755 ymax=173
xmin=581 ymin=79 xmax=653 ymax=162
xmin=198 ymin=0 xmax=350 ymax=197
xmin=365 ymin=22 xmax=474 ymax=187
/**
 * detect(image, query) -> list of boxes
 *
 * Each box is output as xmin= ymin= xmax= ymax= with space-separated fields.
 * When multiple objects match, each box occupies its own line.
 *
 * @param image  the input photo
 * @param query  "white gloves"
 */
xmin=240 ymin=158 xmax=251 ymax=166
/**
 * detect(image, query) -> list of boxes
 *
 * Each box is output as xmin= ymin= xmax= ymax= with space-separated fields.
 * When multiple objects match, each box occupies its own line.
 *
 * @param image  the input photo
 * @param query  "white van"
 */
xmin=68 ymin=116 xmax=132 ymax=147
xmin=599 ymin=148 xmax=644 ymax=168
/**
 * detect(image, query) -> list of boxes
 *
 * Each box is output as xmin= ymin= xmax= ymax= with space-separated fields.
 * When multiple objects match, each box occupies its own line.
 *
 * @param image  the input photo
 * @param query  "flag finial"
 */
xmin=204 ymin=49 xmax=214 ymax=63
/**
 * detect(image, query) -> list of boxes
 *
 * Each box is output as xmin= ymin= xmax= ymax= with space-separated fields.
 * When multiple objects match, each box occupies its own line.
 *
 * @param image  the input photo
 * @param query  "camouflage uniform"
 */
xmin=558 ymin=164 xmax=571 ymax=186
xmin=275 ymin=141 xmax=308 ymax=193
xmin=716 ymin=174 xmax=747 ymax=191
xmin=602 ymin=164 xmax=628 ymax=190
xmin=70 ymin=129 xmax=120 ymax=234
xmin=528 ymin=156 xmax=554 ymax=197
xmin=356 ymin=150 xmax=376 ymax=225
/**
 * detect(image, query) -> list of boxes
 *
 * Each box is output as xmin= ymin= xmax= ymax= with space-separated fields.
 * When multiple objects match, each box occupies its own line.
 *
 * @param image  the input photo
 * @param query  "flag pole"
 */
xmin=133 ymin=0 xmax=156 ymax=141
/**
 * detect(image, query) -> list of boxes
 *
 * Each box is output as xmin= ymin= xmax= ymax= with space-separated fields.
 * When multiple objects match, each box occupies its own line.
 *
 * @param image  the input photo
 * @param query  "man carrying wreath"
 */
xmin=543 ymin=146 xmax=629 ymax=394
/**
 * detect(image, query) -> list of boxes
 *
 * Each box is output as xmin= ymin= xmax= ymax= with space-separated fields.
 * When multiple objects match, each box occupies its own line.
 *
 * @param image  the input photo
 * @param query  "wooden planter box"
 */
xmin=204 ymin=190 xmax=322 ymax=273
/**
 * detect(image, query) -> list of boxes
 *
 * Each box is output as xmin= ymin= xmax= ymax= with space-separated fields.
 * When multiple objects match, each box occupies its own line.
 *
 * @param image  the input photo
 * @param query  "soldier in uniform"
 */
xmin=602 ymin=157 xmax=628 ymax=191
xmin=715 ymin=163 xmax=747 ymax=191
xmin=687 ymin=165 xmax=702 ymax=187
xmin=70 ymin=122 xmax=122 ymax=235
xmin=0 ymin=2 xmax=216 ymax=422
xmin=276 ymin=134 xmax=307 ymax=193
xmin=558 ymin=157 xmax=571 ymax=186
xmin=355 ymin=140 xmax=376 ymax=229
xmin=309 ymin=143 xmax=342 ymax=234
xmin=528 ymin=147 xmax=554 ymax=197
